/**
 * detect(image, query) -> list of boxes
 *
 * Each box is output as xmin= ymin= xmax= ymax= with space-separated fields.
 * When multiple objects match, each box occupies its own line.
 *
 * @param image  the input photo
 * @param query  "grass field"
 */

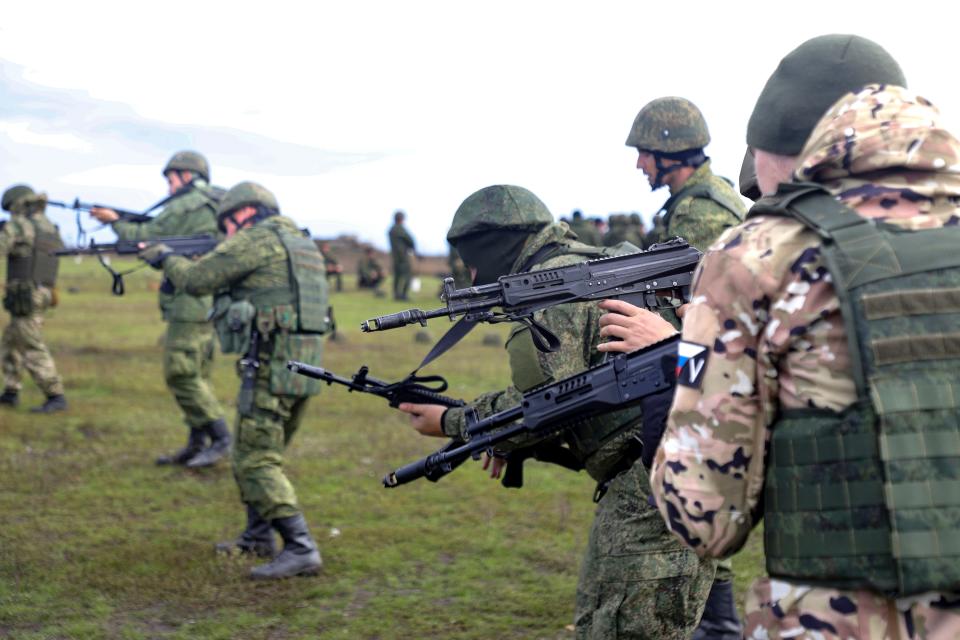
xmin=0 ymin=258 xmax=764 ymax=639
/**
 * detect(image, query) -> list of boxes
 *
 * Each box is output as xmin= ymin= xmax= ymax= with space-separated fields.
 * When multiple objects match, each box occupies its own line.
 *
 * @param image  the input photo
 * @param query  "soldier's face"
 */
xmin=165 ymin=171 xmax=190 ymax=195
xmin=223 ymin=206 xmax=257 ymax=237
xmin=635 ymin=151 xmax=658 ymax=188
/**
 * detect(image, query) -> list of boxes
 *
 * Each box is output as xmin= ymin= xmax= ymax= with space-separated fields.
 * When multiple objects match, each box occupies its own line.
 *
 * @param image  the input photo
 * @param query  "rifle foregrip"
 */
xmin=402 ymin=390 xmax=465 ymax=408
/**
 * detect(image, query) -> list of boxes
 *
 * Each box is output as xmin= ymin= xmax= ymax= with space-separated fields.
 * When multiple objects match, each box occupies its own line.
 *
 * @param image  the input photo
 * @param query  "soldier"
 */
xmin=568 ymin=209 xmax=602 ymax=246
xmin=388 ymin=210 xmax=416 ymax=301
xmin=626 ymin=96 xmax=745 ymax=252
xmin=140 ymin=181 xmax=328 ymax=579
xmin=602 ymin=213 xmax=629 ymax=246
xmin=89 ymin=151 xmax=228 ymax=468
xmin=357 ymin=246 xmax=385 ymax=291
xmin=397 ymin=185 xmax=715 ymax=639
xmin=648 ymin=35 xmax=960 ymax=638
xmin=623 ymin=95 xmax=748 ymax=638
xmin=0 ymin=185 xmax=67 ymax=413
xmin=625 ymin=212 xmax=645 ymax=249
xmin=318 ymin=241 xmax=343 ymax=292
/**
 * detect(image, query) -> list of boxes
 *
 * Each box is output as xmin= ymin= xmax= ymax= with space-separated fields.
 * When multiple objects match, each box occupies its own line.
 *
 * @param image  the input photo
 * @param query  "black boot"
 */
xmin=691 ymin=580 xmax=743 ymax=640
xmin=186 ymin=419 xmax=232 ymax=468
xmin=30 ymin=394 xmax=67 ymax=413
xmin=215 ymin=504 xmax=276 ymax=557
xmin=250 ymin=514 xmax=322 ymax=579
xmin=156 ymin=427 xmax=207 ymax=466
xmin=0 ymin=389 xmax=18 ymax=407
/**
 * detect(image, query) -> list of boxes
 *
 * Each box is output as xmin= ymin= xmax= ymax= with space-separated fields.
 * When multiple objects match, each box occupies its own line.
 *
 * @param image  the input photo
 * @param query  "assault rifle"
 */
xmin=361 ymin=238 xmax=700 ymax=335
xmin=286 ymin=361 xmax=465 ymax=409
xmin=47 ymin=198 xmax=153 ymax=223
xmin=287 ymin=361 xmax=470 ymax=482
xmin=54 ymin=234 xmax=219 ymax=295
xmin=382 ymin=334 xmax=678 ymax=488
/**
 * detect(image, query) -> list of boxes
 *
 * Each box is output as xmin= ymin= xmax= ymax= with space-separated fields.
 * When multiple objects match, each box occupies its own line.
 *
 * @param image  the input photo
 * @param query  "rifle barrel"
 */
xmin=360 ymin=306 xmax=449 ymax=332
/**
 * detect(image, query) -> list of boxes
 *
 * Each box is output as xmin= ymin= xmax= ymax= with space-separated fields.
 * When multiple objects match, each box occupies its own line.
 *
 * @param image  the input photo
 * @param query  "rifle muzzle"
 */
xmin=361 ymin=307 xmax=444 ymax=332
xmin=383 ymin=456 xmax=430 ymax=487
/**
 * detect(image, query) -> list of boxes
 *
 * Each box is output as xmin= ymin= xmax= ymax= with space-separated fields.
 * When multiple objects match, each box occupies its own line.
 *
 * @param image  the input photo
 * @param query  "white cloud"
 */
xmin=0 ymin=120 xmax=93 ymax=152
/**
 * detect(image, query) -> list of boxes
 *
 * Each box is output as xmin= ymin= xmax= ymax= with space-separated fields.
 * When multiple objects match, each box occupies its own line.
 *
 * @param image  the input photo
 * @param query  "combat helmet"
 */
xmin=447 ymin=185 xmax=553 ymax=243
xmin=216 ymin=181 xmax=280 ymax=232
xmin=626 ymin=97 xmax=710 ymax=188
xmin=747 ymin=34 xmax=905 ymax=155
xmin=163 ymin=150 xmax=210 ymax=182
xmin=2 ymin=184 xmax=36 ymax=212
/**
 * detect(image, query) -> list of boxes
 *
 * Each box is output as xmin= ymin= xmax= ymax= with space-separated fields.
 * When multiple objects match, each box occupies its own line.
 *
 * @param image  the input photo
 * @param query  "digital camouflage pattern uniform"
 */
xmin=164 ymin=213 xmax=325 ymax=522
xmin=656 ymin=161 xmax=745 ymax=252
xmin=651 ymin=86 xmax=960 ymax=638
xmin=388 ymin=218 xmax=415 ymax=300
xmin=442 ymin=189 xmax=715 ymax=639
xmin=113 ymin=180 xmax=225 ymax=432
xmin=0 ymin=192 xmax=65 ymax=399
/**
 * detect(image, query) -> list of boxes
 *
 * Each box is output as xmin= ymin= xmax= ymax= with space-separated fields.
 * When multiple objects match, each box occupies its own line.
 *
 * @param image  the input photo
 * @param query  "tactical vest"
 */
xmin=661 ymin=178 xmax=745 ymax=232
xmin=7 ymin=215 xmax=63 ymax=287
xmin=505 ymin=239 xmax=645 ymax=476
xmin=754 ymin=183 xmax=960 ymax=597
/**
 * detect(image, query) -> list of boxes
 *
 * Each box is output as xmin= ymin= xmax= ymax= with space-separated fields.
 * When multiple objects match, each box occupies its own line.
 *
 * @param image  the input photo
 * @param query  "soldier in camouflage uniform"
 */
xmin=623 ymin=96 xmax=747 ymax=638
xmin=648 ymin=35 xmax=960 ymax=638
xmin=357 ymin=245 xmax=386 ymax=292
xmin=397 ymin=184 xmax=715 ymax=640
xmin=569 ymin=209 xmax=602 ymax=246
xmin=90 ymin=151 xmax=228 ymax=467
xmin=319 ymin=241 xmax=343 ymax=292
xmin=141 ymin=181 xmax=328 ymax=579
xmin=388 ymin=210 xmax=416 ymax=301
xmin=602 ymin=213 xmax=629 ymax=247
xmin=0 ymin=185 xmax=67 ymax=413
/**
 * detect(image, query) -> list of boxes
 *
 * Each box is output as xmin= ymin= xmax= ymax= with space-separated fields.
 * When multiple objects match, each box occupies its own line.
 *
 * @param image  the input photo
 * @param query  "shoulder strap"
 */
xmin=661 ymin=181 xmax=745 ymax=226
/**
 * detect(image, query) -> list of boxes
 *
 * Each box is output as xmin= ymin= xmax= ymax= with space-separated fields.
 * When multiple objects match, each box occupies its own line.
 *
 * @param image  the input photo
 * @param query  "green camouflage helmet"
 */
xmin=2 ymin=184 xmax=36 ymax=212
xmin=217 ymin=181 xmax=280 ymax=218
xmin=446 ymin=185 xmax=553 ymax=243
xmin=626 ymin=97 xmax=710 ymax=153
xmin=163 ymin=150 xmax=210 ymax=182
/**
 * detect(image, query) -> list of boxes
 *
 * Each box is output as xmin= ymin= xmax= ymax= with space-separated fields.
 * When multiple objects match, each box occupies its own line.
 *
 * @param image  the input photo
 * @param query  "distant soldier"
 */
xmin=602 ymin=213 xmax=629 ymax=247
xmin=319 ymin=241 xmax=343 ymax=292
xmin=626 ymin=212 xmax=645 ymax=248
xmin=447 ymin=244 xmax=472 ymax=288
xmin=140 ymin=181 xmax=328 ymax=579
xmin=388 ymin=210 xmax=416 ymax=301
xmin=626 ymin=97 xmax=745 ymax=251
xmin=0 ymin=185 xmax=67 ymax=413
xmin=357 ymin=246 xmax=385 ymax=292
xmin=90 ymin=150 xmax=229 ymax=468
xmin=623 ymin=97 xmax=748 ymax=638
xmin=568 ymin=209 xmax=601 ymax=246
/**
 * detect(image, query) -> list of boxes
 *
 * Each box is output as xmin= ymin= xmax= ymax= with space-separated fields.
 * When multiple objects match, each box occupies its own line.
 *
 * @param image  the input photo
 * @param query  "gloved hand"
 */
xmin=139 ymin=243 xmax=174 ymax=269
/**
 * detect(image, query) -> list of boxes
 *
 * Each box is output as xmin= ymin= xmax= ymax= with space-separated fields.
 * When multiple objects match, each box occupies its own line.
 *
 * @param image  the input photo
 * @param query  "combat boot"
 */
xmin=250 ymin=514 xmax=322 ymax=580
xmin=215 ymin=504 xmax=276 ymax=557
xmin=30 ymin=394 xmax=67 ymax=413
xmin=691 ymin=580 xmax=743 ymax=640
xmin=156 ymin=427 xmax=207 ymax=466
xmin=185 ymin=419 xmax=232 ymax=468
xmin=0 ymin=389 xmax=18 ymax=407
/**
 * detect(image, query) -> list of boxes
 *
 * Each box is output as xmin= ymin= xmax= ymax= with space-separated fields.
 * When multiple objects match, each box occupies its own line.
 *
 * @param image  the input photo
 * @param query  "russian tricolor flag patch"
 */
xmin=676 ymin=341 xmax=710 ymax=389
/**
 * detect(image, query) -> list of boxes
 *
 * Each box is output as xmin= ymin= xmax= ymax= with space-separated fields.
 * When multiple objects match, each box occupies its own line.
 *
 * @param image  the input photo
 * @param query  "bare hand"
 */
xmin=397 ymin=402 xmax=447 ymax=437
xmin=482 ymin=452 xmax=507 ymax=479
xmin=89 ymin=207 xmax=119 ymax=223
xmin=597 ymin=299 xmax=678 ymax=354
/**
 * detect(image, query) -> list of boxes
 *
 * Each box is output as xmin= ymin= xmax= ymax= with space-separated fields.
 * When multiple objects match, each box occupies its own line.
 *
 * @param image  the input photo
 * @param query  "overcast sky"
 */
xmin=1 ymin=1 xmax=957 ymax=253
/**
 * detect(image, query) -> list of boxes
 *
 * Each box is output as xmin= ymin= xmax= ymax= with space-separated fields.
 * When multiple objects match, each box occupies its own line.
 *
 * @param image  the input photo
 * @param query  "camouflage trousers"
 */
xmin=232 ymin=359 xmax=310 ymax=521
xmin=163 ymin=321 xmax=223 ymax=429
xmin=575 ymin=460 xmax=716 ymax=639
xmin=745 ymin=578 xmax=960 ymax=639
xmin=1 ymin=289 xmax=63 ymax=396
xmin=392 ymin=261 xmax=411 ymax=300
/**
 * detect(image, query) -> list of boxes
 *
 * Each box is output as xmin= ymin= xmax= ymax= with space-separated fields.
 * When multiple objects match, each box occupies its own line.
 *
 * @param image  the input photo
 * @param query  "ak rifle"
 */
xmin=47 ymin=198 xmax=153 ymax=223
xmin=361 ymin=238 xmax=700 ymax=335
xmin=382 ymin=334 xmax=679 ymax=488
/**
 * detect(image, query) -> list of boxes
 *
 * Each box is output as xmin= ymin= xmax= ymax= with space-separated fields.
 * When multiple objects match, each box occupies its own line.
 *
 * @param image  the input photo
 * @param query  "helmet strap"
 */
xmin=652 ymin=150 xmax=708 ymax=188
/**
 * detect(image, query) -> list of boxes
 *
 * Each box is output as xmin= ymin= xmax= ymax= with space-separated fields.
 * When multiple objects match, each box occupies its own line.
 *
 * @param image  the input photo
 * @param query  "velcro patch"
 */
xmin=676 ymin=341 xmax=710 ymax=389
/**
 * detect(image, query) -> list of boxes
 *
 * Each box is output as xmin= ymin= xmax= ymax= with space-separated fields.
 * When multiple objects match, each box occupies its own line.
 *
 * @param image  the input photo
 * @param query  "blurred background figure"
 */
xmin=357 ymin=245 xmax=386 ymax=295
xmin=388 ymin=210 xmax=416 ymax=301
xmin=318 ymin=241 xmax=343 ymax=292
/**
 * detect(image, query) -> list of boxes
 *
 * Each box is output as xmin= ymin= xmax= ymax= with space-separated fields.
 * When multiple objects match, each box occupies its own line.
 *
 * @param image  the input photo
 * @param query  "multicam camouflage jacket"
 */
xmin=651 ymin=85 xmax=960 ymax=636
xmin=112 ymin=180 xmax=221 ymax=322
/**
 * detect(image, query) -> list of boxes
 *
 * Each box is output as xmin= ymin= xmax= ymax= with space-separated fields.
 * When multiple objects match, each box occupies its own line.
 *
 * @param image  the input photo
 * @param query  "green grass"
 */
xmin=0 ymin=257 xmax=765 ymax=639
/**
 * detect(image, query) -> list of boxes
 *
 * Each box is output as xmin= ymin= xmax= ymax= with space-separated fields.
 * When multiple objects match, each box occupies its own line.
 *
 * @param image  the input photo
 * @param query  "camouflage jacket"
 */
xmin=113 ymin=180 xmax=220 ymax=322
xmin=0 ymin=209 xmax=52 ymax=264
xmin=441 ymin=222 xmax=644 ymax=481
xmin=660 ymin=161 xmax=746 ymax=251
xmin=651 ymin=86 xmax=960 ymax=633
xmin=388 ymin=223 xmax=415 ymax=264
